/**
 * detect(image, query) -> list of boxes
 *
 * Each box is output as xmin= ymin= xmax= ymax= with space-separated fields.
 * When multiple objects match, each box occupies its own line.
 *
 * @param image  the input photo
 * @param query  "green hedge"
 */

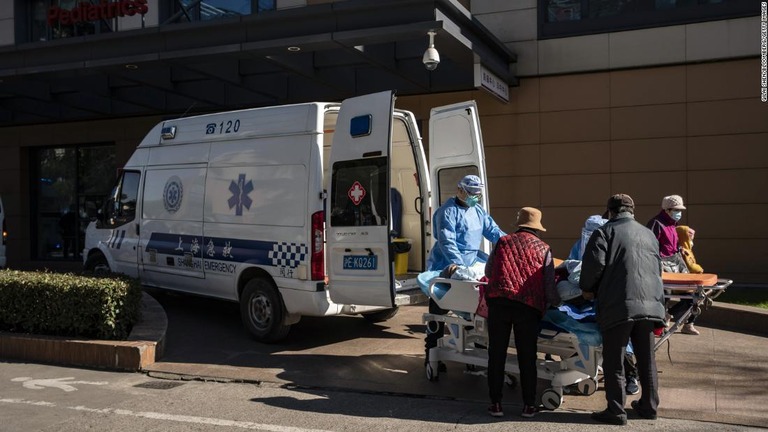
xmin=0 ymin=270 xmax=142 ymax=340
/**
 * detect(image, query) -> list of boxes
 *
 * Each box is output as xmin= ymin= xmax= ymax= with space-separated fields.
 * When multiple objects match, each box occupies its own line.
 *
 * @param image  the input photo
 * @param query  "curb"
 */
xmin=0 ymin=293 xmax=764 ymax=372
xmin=0 ymin=292 xmax=167 ymax=372
xmin=696 ymin=302 xmax=768 ymax=337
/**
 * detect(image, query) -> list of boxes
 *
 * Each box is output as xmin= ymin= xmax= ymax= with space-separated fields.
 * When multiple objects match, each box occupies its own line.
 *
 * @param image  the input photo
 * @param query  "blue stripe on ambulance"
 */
xmin=116 ymin=230 xmax=126 ymax=249
xmin=108 ymin=229 xmax=126 ymax=249
xmin=144 ymin=233 xmax=307 ymax=269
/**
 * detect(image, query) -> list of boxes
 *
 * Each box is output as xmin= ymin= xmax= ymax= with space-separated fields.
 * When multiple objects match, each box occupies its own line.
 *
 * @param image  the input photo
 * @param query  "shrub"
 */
xmin=0 ymin=270 xmax=142 ymax=340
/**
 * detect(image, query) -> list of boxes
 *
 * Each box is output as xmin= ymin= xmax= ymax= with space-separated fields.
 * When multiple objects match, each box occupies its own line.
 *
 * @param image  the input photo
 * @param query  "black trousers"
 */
xmin=601 ymin=320 xmax=660 ymax=416
xmin=487 ymin=297 xmax=540 ymax=406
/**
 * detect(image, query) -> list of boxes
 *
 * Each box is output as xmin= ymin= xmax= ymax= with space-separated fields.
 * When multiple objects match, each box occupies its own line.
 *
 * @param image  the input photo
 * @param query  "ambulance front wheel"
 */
xmin=240 ymin=278 xmax=291 ymax=343
xmin=362 ymin=307 xmax=399 ymax=323
xmin=84 ymin=253 xmax=110 ymax=275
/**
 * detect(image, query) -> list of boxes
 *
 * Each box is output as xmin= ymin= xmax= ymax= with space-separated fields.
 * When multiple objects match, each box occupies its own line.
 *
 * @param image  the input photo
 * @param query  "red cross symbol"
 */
xmin=348 ymin=181 xmax=366 ymax=206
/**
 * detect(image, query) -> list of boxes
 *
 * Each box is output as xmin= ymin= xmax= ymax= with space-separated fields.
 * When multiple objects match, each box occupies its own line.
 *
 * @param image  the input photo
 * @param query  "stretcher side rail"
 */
xmin=427 ymin=278 xmax=486 ymax=315
xmin=654 ymin=278 xmax=732 ymax=351
xmin=421 ymin=277 xmax=602 ymax=410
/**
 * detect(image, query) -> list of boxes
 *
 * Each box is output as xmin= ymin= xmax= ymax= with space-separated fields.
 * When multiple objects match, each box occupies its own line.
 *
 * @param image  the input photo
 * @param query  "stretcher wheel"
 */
xmin=426 ymin=362 xmax=439 ymax=382
xmin=541 ymin=388 xmax=563 ymax=410
xmin=504 ymin=373 xmax=517 ymax=389
xmin=577 ymin=378 xmax=598 ymax=396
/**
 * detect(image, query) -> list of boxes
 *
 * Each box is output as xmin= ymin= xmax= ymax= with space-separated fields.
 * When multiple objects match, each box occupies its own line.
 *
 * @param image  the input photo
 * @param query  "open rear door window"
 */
xmin=428 ymin=101 xmax=491 ymax=253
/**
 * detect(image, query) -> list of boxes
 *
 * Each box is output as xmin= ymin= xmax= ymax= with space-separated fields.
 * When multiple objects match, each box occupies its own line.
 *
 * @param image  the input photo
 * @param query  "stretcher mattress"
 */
xmin=662 ymin=272 xmax=718 ymax=286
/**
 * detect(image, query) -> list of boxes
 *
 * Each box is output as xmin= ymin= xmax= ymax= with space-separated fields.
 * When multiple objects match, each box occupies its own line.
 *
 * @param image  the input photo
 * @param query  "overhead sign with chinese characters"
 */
xmin=474 ymin=64 xmax=509 ymax=103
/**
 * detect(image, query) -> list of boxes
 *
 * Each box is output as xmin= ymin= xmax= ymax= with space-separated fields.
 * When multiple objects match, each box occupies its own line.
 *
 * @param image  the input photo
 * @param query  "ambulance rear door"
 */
xmin=327 ymin=91 xmax=395 ymax=308
xmin=428 ymin=101 xmax=491 ymax=254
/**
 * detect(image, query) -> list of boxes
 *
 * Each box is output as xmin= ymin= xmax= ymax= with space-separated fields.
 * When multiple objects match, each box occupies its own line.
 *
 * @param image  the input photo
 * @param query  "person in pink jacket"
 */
xmin=646 ymin=195 xmax=700 ymax=335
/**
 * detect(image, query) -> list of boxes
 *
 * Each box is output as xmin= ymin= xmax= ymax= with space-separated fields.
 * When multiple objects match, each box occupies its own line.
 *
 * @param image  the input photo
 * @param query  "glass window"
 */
xmin=330 ymin=157 xmax=388 ymax=227
xmin=32 ymin=144 xmax=116 ymax=260
xmin=29 ymin=0 xmax=119 ymax=42
xmin=437 ymin=166 xmax=478 ymax=207
xmin=174 ymin=0 xmax=275 ymax=23
xmin=540 ymin=0 xmax=758 ymax=38
xmin=547 ymin=0 xmax=582 ymax=22
xmin=103 ymin=171 xmax=141 ymax=228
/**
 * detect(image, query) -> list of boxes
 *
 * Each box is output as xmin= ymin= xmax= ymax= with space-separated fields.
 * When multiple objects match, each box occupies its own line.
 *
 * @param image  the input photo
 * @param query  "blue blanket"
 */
xmin=542 ymin=303 xmax=602 ymax=347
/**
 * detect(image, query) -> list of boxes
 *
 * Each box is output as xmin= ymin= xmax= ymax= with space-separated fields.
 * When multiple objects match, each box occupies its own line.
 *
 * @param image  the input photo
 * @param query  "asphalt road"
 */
xmin=3 ymin=288 xmax=766 ymax=431
xmin=1 ymin=361 xmax=764 ymax=432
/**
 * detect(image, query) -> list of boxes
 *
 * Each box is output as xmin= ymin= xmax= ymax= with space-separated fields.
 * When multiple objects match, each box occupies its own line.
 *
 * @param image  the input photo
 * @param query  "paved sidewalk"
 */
xmin=144 ymin=303 xmax=768 ymax=429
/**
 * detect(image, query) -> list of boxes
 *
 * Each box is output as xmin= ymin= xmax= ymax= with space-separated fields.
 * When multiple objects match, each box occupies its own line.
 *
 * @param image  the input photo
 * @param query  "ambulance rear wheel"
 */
xmin=362 ymin=307 xmax=399 ymax=323
xmin=241 ymin=278 xmax=290 ymax=343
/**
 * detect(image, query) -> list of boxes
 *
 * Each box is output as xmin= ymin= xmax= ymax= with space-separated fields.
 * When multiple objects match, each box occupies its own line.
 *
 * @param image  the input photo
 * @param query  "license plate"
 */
xmin=343 ymin=255 xmax=378 ymax=270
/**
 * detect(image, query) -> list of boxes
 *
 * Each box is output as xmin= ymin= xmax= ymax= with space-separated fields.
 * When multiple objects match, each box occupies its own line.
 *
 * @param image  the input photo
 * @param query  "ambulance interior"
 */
xmin=323 ymin=111 xmax=426 ymax=276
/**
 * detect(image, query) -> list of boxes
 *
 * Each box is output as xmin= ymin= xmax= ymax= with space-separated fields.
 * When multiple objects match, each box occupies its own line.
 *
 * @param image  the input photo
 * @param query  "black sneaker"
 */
xmin=625 ymin=376 xmax=640 ymax=395
xmin=631 ymin=400 xmax=658 ymax=420
xmin=521 ymin=404 xmax=537 ymax=418
xmin=591 ymin=409 xmax=627 ymax=425
xmin=488 ymin=402 xmax=503 ymax=417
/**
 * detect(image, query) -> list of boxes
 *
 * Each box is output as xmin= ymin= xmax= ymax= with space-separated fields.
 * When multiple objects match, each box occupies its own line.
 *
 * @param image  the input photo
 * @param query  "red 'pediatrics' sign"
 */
xmin=47 ymin=0 xmax=149 ymax=26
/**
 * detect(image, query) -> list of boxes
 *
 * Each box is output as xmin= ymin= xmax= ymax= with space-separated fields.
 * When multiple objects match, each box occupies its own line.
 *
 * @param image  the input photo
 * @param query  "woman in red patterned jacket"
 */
xmin=484 ymin=207 xmax=560 ymax=419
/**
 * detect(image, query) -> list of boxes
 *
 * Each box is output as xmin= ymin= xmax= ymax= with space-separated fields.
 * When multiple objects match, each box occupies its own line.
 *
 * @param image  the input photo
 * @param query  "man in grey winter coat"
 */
xmin=580 ymin=193 xmax=666 ymax=426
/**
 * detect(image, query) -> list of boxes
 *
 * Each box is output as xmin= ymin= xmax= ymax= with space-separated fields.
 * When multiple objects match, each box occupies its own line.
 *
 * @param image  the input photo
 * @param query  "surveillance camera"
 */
xmin=423 ymin=30 xmax=440 ymax=71
xmin=423 ymin=47 xmax=440 ymax=71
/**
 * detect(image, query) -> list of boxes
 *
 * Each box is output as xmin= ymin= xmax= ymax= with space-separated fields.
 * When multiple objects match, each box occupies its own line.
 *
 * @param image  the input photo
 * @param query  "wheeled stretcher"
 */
xmin=421 ymin=276 xmax=602 ymax=410
xmin=655 ymin=273 xmax=732 ymax=351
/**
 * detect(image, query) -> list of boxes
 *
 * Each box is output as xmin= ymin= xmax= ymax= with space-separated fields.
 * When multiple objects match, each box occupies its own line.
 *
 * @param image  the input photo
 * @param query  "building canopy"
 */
xmin=0 ymin=0 xmax=516 ymax=126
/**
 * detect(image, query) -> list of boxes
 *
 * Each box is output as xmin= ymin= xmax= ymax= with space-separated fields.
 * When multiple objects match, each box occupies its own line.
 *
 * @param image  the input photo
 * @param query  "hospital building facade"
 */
xmin=0 ymin=0 xmax=765 ymax=283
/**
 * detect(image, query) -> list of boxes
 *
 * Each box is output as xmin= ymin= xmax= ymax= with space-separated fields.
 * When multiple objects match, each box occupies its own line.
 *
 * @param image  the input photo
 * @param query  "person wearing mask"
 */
xmin=424 ymin=175 xmax=505 ymax=371
xmin=581 ymin=194 xmax=666 ymax=425
xmin=484 ymin=207 xmax=558 ymax=419
xmin=647 ymin=194 xmax=699 ymax=335
xmin=647 ymin=195 xmax=687 ymax=273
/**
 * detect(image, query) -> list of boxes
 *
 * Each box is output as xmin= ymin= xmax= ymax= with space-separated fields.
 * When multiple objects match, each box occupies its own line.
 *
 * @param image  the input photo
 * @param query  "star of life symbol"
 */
xmin=228 ymin=174 xmax=253 ymax=216
xmin=163 ymin=176 xmax=183 ymax=214
xmin=348 ymin=181 xmax=366 ymax=206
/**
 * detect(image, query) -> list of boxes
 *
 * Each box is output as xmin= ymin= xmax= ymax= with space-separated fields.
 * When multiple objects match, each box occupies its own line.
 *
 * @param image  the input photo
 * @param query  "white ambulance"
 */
xmin=83 ymin=91 xmax=491 ymax=342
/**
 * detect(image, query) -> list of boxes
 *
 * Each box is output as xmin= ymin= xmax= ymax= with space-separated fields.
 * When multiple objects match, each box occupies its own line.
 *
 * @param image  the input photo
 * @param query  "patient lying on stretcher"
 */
xmin=417 ymin=260 xmax=602 ymax=348
xmin=541 ymin=259 xmax=602 ymax=347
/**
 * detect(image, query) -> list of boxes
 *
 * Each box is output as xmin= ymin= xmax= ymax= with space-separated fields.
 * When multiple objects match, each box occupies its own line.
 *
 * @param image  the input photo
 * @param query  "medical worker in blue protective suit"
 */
xmin=424 ymin=175 xmax=505 ymax=370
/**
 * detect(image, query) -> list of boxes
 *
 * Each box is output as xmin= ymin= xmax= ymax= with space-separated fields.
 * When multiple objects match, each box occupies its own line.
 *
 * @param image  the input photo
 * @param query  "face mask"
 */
xmin=671 ymin=210 xmax=682 ymax=221
xmin=465 ymin=194 xmax=480 ymax=207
